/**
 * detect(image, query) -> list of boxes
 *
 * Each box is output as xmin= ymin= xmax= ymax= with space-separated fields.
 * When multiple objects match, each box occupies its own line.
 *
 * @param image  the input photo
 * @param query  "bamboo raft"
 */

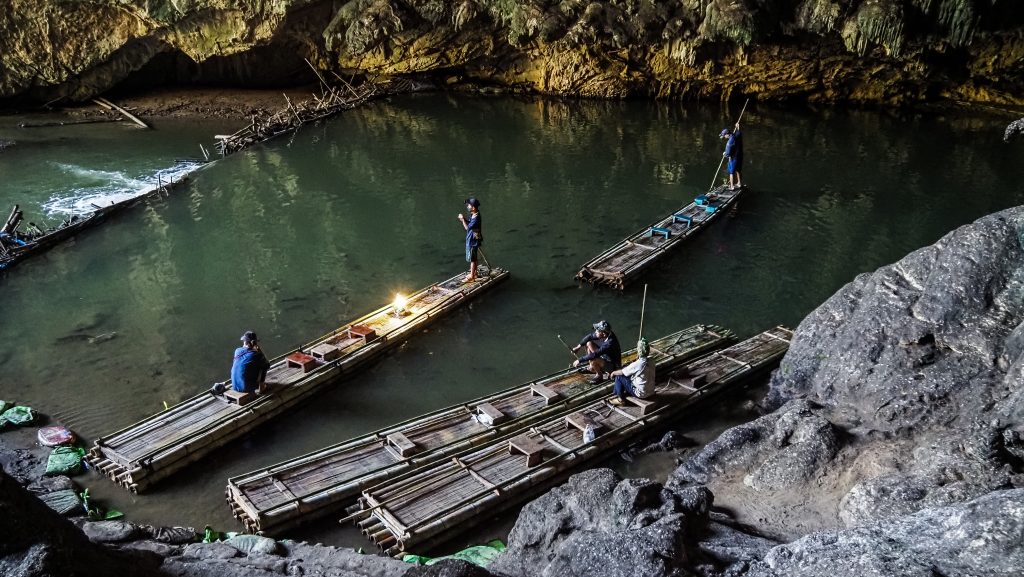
xmin=85 ymin=267 xmax=509 ymax=493
xmin=225 ymin=324 xmax=734 ymax=535
xmin=349 ymin=325 xmax=792 ymax=556
xmin=575 ymin=185 xmax=745 ymax=289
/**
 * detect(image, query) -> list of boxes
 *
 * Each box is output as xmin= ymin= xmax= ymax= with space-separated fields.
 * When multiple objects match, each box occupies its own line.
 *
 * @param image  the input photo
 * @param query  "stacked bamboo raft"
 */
xmin=575 ymin=185 xmax=745 ymax=289
xmin=225 ymin=324 xmax=734 ymax=534
xmin=86 ymin=267 xmax=509 ymax=493
xmin=349 ymin=325 xmax=792 ymax=556
xmin=215 ymin=77 xmax=413 ymax=157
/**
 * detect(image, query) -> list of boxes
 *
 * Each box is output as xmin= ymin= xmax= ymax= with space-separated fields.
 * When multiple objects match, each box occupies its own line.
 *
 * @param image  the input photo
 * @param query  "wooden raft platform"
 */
xmin=85 ymin=268 xmax=509 ymax=493
xmin=349 ymin=325 xmax=792 ymax=556
xmin=575 ymin=185 xmax=745 ymax=290
xmin=224 ymin=324 xmax=734 ymax=534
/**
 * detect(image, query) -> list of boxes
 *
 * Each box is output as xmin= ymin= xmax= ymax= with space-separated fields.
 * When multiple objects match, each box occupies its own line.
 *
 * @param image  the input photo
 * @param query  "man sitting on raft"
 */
xmin=604 ymin=337 xmax=655 ymax=406
xmin=212 ymin=331 xmax=271 ymax=396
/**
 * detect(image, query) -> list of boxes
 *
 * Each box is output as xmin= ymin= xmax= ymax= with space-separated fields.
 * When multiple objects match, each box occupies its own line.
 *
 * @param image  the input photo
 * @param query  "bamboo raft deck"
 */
xmin=350 ymin=326 xmax=792 ymax=556
xmin=225 ymin=324 xmax=734 ymax=535
xmin=86 ymin=267 xmax=509 ymax=493
xmin=575 ymin=185 xmax=745 ymax=289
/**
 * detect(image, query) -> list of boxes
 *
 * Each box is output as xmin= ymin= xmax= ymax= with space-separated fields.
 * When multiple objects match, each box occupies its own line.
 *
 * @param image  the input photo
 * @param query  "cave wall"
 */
xmin=2 ymin=0 xmax=1022 ymax=104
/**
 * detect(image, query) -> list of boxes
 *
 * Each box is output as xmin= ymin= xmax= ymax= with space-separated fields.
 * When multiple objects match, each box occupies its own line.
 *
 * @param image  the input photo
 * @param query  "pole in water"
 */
xmin=556 ymin=334 xmax=578 ymax=360
xmin=709 ymin=98 xmax=750 ymax=191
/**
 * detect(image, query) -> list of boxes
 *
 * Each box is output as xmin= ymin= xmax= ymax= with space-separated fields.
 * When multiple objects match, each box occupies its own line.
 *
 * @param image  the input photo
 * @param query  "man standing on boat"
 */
xmin=572 ymin=320 xmax=621 ymax=384
xmin=720 ymin=123 xmax=743 ymax=190
xmin=212 ymin=331 xmax=271 ymax=396
xmin=604 ymin=338 xmax=655 ymax=406
xmin=457 ymin=197 xmax=483 ymax=283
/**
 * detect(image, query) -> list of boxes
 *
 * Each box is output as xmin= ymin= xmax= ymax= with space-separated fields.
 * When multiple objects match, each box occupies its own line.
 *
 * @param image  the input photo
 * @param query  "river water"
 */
xmin=1 ymin=95 xmax=1022 ymax=551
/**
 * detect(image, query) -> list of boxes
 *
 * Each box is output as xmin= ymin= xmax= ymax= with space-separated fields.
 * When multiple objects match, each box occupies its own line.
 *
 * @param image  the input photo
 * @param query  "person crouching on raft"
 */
xmin=457 ymin=197 xmax=483 ymax=283
xmin=572 ymin=320 xmax=622 ymax=384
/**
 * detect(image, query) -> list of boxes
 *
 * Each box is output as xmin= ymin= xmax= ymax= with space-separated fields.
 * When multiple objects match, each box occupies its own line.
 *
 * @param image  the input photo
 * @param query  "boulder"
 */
xmin=82 ymin=520 xmax=143 ymax=543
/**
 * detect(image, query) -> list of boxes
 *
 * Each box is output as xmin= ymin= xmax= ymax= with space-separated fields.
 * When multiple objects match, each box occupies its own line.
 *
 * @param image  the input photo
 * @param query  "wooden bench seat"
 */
xmin=625 ymin=396 xmax=657 ymax=416
xmin=508 ymin=435 xmax=545 ymax=467
xmin=348 ymin=324 xmax=377 ymax=342
xmin=530 ymin=384 xmax=559 ymax=405
xmin=673 ymin=373 xmax=707 ymax=391
xmin=386 ymin=432 xmax=417 ymax=457
xmin=286 ymin=352 xmax=317 ymax=373
xmin=310 ymin=343 xmax=340 ymax=362
xmin=564 ymin=412 xmax=603 ymax=435
xmin=476 ymin=402 xmax=506 ymax=426
xmin=223 ymin=389 xmax=256 ymax=406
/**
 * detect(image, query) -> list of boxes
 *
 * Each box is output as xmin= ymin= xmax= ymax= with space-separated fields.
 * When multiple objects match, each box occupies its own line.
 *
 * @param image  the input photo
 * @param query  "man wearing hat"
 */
xmin=213 ymin=331 xmax=271 ymax=396
xmin=572 ymin=320 xmax=622 ymax=384
xmin=720 ymin=122 xmax=743 ymax=190
xmin=457 ymin=197 xmax=483 ymax=283
xmin=604 ymin=338 xmax=655 ymax=406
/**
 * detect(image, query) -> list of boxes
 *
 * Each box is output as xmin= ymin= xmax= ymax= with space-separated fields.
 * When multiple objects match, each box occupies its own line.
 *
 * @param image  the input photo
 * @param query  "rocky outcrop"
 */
xmin=2 ymin=0 xmax=1023 ymax=105
xmin=659 ymin=205 xmax=1024 ymax=552
xmin=491 ymin=468 xmax=712 ymax=577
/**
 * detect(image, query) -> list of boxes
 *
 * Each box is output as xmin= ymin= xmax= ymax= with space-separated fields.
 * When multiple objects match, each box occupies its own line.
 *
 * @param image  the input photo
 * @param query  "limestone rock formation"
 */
xmin=2 ymin=0 xmax=1022 ymax=105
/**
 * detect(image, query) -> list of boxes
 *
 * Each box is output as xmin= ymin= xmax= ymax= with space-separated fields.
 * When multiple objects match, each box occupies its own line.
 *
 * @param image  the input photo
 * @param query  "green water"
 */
xmin=1 ymin=96 xmax=1022 ymax=547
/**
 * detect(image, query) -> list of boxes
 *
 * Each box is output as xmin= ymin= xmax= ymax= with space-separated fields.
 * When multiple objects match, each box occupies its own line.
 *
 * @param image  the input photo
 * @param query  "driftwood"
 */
xmin=93 ymin=97 xmax=150 ymax=129
xmin=2 ymin=205 xmax=21 ymax=235
xmin=214 ymin=77 xmax=414 ymax=157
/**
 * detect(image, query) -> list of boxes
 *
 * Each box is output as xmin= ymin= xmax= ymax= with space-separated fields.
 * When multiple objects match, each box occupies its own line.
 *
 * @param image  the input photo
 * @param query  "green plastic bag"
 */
xmin=402 ymin=540 xmax=506 ymax=567
xmin=45 ymin=446 xmax=86 ymax=476
xmin=0 ymin=405 xmax=35 ymax=428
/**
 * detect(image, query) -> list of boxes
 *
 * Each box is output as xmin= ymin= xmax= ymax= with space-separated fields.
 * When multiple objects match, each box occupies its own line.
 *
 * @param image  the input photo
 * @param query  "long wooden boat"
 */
xmin=225 ymin=324 xmax=734 ymax=534
xmin=85 ymin=268 xmax=510 ymax=493
xmin=575 ymin=185 xmax=745 ymax=290
xmin=0 ymin=204 xmax=110 ymax=271
xmin=349 ymin=325 xmax=792 ymax=556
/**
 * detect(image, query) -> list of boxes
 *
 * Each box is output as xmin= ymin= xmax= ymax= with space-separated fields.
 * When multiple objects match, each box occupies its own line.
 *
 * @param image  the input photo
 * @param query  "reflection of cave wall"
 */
xmin=108 ymin=45 xmax=317 ymax=96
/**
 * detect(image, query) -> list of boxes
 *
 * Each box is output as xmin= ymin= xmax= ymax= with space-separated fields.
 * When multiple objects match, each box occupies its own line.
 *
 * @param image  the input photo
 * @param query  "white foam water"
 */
xmin=42 ymin=161 xmax=203 ymax=215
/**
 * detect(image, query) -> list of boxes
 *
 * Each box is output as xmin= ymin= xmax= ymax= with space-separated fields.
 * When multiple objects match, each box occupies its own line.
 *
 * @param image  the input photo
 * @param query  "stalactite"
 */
xmin=841 ymin=0 xmax=905 ymax=57
xmin=937 ymin=0 xmax=977 ymax=47
xmin=794 ymin=0 xmax=843 ymax=33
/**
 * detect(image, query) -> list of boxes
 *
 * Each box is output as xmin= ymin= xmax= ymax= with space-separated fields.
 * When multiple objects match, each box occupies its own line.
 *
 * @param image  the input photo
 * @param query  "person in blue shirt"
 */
xmin=720 ymin=123 xmax=743 ymax=190
xmin=457 ymin=197 xmax=483 ymax=283
xmin=572 ymin=320 xmax=622 ymax=384
xmin=212 ymin=331 xmax=271 ymax=396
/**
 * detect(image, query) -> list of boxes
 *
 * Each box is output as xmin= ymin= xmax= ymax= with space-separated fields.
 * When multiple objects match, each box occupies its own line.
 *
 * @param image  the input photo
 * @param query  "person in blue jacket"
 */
xmin=457 ymin=197 xmax=483 ymax=283
xmin=572 ymin=320 xmax=622 ymax=384
xmin=720 ymin=123 xmax=743 ymax=190
xmin=212 ymin=331 xmax=270 ymax=396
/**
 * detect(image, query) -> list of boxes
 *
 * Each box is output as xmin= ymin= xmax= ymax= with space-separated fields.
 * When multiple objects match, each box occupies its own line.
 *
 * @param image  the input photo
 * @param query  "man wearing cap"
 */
xmin=720 ymin=122 xmax=743 ymax=190
xmin=604 ymin=338 xmax=655 ymax=406
xmin=457 ymin=197 xmax=483 ymax=283
xmin=572 ymin=320 xmax=622 ymax=384
xmin=215 ymin=331 xmax=271 ymax=395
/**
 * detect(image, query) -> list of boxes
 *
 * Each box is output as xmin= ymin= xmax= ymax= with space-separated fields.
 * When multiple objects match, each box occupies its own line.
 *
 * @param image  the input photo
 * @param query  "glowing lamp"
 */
xmin=393 ymin=293 xmax=408 ymax=315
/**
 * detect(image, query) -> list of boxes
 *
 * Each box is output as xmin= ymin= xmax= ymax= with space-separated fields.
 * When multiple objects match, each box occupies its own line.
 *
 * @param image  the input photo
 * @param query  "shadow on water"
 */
xmin=0 ymin=95 xmax=1022 ymax=546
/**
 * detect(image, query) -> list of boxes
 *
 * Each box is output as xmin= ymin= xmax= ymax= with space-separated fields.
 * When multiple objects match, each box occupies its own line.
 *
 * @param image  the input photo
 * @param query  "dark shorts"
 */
xmin=466 ymin=244 xmax=478 ymax=263
xmin=727 ymin=157 xmax=742 ymax=174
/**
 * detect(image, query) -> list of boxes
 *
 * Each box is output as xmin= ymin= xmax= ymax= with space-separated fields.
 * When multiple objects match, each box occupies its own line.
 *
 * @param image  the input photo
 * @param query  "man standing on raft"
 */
xmin=457 ymin=197 xmax=483 ymax=283
xmin=720 ymin=123 xmax=743 ymax=190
